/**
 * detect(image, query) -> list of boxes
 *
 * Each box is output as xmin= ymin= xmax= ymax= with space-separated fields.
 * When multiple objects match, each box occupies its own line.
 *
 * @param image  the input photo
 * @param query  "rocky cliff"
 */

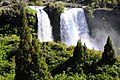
xmin=85 ymin=9 xmax=120 ymax=54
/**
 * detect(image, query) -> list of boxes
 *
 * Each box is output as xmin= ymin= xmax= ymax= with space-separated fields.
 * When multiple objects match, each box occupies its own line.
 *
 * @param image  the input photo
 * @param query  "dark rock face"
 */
xmin=49 ymin=13 xmax=61 ymax=42
xmin=85 ymin=10 xmax=120 ymax=54
xmin=44 ymin=9 xmax=61 ymax=42
xmin=86 ymin=10 xmax=120 ymax=37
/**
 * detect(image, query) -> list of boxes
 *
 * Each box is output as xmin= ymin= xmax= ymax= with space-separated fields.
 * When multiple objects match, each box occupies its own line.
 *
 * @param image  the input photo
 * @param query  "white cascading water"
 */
xmin=29 ymin=6 xmax=53 ymax=42
xmin=60 ymin=8 xmax=97 ymax=49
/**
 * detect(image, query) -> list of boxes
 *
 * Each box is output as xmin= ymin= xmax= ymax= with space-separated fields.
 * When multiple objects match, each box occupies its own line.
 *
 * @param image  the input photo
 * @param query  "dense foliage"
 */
xmin=0 ymin=3 xmax=37 ymax=36
xmin=79 ymin=0 xmax=120 ymax=9
xmin=0 ymin=0 xmax=120 ymax=10
xmin=0 ymin=35 xmax=19 ymax=80
xmin=15 ymin=7 xmax=51 ymax=80
xmin=101 ymin=36 xmax=117 ymax=65
xmin=0 ymin=1 xmax=120 ymax=80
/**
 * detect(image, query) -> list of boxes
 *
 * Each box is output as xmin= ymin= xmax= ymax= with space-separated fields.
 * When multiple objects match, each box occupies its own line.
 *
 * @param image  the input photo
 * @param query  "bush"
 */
xmin=28 ymin=2 xmax=35 ymax=6
xmin=35 ymin=1 xmax=43 ymax=6
xmin=41 ymin=42 xmax=73 ymax=72
xmin=0 ymin=35 xmax=19 ymax=80
xmin=54 ymin=72 xmax=86 ymax=80
xmin=44 ymin=1 xmax=64 ymax=15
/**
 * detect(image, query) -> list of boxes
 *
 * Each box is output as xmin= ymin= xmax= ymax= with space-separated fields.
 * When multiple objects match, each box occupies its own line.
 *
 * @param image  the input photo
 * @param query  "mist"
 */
xmin=86 ymin=10 xmax=120 ymax=55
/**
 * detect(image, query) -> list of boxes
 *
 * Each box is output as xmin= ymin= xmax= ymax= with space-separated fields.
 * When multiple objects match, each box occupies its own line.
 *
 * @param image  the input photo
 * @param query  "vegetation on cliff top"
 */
xmin=0 ymin=1 xmax=120 ymax=80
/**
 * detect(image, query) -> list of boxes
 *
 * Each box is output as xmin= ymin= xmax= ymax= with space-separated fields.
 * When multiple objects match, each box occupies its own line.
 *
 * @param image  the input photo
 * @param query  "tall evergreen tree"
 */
xmin=15 ymin=7 xmax=51 ymax=80
xmin=72 ymin=40 xmax=89 ymax=73
xmin=32 ymin=39 xmax=52 ymax=80
xmin=15 ymin=7 xmax=33 ymax=80
xmin=73 ymin=39 xmax=84 ymax=59
xmin=102 ymin=36 xmax=117 ymax=65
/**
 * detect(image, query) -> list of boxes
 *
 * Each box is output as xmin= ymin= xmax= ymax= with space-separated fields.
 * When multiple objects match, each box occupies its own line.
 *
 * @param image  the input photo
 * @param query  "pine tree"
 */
xmin=15 ymin=7 xmax=32 ymax=80
xmin=102 ymin=36 xmax=117 ymax=65
xmin=15 ymin=7 xmax=51 ymax=80
xmin=72 ymin=40 xmax=89 ymax=73
xmin=32 ymin=39 xmax=52 ymax=80
xmin=73 ymin=39 xmax=84 ymax=59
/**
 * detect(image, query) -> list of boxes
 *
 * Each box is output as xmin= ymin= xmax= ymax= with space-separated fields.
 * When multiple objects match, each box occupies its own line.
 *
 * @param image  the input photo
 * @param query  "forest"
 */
xmin=0 ymin=0 xmax=120 ymax=80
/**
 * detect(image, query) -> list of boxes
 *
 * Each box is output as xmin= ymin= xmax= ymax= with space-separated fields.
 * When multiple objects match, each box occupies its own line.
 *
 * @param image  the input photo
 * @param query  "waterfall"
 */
xmin=29 ymin=6 xmax=53 ymax=42
xmin=29 ymin=6 xmax=98 ymax=49
xmin=60 ymin=8 xmax=97 ymax=49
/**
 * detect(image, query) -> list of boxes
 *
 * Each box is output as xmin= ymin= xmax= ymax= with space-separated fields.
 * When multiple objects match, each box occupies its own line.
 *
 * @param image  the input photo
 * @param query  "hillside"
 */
xmin=0 ymin=0 xmax=120 ymax=80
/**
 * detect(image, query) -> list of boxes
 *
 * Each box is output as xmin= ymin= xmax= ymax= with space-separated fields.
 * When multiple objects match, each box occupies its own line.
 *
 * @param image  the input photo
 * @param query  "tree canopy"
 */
xmin=102 ymin=36 xmax=117 ymax=65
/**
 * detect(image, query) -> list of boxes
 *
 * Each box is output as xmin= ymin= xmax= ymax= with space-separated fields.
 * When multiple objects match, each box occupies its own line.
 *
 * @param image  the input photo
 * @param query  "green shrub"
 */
xmin=54 ymin=72 xmax=86 ymax=80
xmin=44 ymin=1 xmax=64 ymax=16
xmin=35 ymin=1 xmax=43 ymax=6
xmin=41 ymin=41 xmax=73 ymax=72
xmin=28 ymin=2 xmax=35 ymax=6
xmin=0 ymin=34 xmax=19 ymax=80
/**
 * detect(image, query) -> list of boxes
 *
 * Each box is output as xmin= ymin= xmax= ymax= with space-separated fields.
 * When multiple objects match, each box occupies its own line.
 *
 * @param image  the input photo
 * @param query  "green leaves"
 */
xmin=102 ymin=36 xmax=117 ymax=65
xmin=73 ymin=40 xmax=84 ymax=58
xmin=15 ymin=8 xmax=51 ymax=80
xmin=45 ymin=1 xmax=64 ymax=15
xmin=0 ymin=35 xmax=19 ymax=80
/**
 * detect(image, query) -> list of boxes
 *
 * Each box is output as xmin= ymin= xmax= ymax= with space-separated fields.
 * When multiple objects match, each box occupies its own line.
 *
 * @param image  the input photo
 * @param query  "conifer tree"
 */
xmin=32 ymin=39 xmax=52 ymax=80
xmin=73 ymin=39 xmax=84 ymax=59
xmin=15 ymin=7 xmax=32 ymax=80
xmin=72 ymin=40 xmax=88 ymax=73
xmin=102 ymin=36 xmax=117 ymax=65
xmin=15 ymin=7 xmax=51 ymax=80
